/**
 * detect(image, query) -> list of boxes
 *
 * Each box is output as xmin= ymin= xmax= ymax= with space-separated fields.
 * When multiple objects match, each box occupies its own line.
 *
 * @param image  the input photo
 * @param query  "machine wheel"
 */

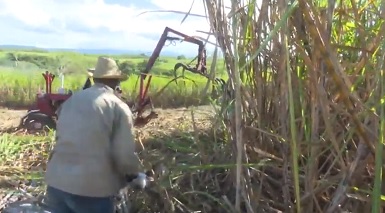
xmin=22 ymin=112 xmax=56 ymax=132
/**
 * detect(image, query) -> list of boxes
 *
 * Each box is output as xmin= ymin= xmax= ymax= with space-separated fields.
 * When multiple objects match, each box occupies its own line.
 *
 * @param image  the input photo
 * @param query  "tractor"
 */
xmin=19 ymin=71 xmax=71 ymax=131
xmin=19 ymin=27 xmax=226 ymax=132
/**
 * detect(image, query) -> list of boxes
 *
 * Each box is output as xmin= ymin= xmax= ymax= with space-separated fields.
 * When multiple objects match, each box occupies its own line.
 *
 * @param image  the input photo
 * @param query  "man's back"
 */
xmin=45 ymin=83 xmax=140 ymax=197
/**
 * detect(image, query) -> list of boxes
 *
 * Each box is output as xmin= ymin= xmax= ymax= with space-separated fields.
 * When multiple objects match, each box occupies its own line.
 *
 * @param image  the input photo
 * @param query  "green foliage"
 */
xmin=0 ymin=69 xmax=221 ymax=108
xmin=16 ymin=53 xmax=60 ymax=70
xmin=0 ymin=51 xmax=226 ymax=77
xmin=177 ymin=55 xmax=186 ymax=60
xmin=5 ymin=52 xmax=17 ymax=61
xmin=0 ymin=50 xmax=227 ymax=109
xmin=137 ymin=59 xmax=149 ymax=72
xmin=116 ymin=59 xmax=136 ymax=75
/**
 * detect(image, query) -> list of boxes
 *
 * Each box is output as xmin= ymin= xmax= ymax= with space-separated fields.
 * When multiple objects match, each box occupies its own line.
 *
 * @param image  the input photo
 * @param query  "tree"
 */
xmin=136 ymin=60 xmax=148 ymax=72
xmin=6 ymin=52 xmax=19 ymax=67
xmin=16 ymin=54 xmax=60 ymax=70
xmin=116 ymin=60 xmax=136 ymax=75
xmin=177 ymin=55 xmax=186 ymax=60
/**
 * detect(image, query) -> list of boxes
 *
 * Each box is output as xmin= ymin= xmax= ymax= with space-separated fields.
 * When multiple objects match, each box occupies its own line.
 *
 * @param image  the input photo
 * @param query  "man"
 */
xmin=44 ymin=56 xmax=143 ymax=213
xmin=84 ymin=68 xmax=123 ymax=96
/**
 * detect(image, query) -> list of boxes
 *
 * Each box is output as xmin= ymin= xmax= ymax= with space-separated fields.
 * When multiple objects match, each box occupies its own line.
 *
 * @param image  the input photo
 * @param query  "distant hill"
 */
xmin=0 ymin=45 xmax=186 ymax=57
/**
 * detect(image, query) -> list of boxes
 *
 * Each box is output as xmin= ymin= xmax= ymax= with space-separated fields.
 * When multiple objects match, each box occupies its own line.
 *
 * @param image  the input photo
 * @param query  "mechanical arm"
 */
xmin=132 ymin=27 xmax=225 ymax=126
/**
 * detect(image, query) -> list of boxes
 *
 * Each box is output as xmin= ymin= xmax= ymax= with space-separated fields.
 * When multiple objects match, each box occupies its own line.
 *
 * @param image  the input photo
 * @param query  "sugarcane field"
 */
xmin=1 ymin=0 xmax=385 ymax=212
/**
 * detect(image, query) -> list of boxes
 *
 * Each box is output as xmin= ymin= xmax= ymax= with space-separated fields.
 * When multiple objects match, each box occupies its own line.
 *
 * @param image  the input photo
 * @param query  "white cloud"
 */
xmin=0 ymin=0 xmax=224 ymax=56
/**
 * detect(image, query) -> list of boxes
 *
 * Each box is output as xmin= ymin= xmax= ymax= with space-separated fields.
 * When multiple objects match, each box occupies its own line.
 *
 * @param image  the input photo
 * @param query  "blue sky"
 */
xmin=0 ymin=0 xmax=223 ymax=56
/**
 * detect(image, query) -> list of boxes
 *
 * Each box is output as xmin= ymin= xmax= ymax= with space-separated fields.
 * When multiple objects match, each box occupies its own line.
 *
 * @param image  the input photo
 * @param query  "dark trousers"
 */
xmin=45 ymin=186 xmax=115 ymax=213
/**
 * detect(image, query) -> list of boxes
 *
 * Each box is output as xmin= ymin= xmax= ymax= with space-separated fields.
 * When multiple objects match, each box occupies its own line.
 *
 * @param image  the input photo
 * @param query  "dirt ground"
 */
xmin=0 ymin=106 xmax=216 ymax=134
xmin=0 ymin=109 xmax=27 ymax=131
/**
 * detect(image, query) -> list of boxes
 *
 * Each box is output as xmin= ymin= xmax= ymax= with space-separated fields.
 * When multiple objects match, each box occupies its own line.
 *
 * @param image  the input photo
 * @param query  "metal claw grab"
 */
xmin=131 ymin=74 xmax=159 ymax=127
xmin=131 ymin=27 xmax=208 ymax=124
xmin=142 ymin=27 xmax=207 ymax=77
xmin=131 ymin=27 xmax=226 ymax=126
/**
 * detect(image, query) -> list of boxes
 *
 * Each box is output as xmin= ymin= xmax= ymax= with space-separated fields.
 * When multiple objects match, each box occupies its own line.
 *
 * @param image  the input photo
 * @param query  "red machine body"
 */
xmin=28 ymin=71 xmax=71 ymax=116
xmin=20 ymin=71 xmax=72 ymax=131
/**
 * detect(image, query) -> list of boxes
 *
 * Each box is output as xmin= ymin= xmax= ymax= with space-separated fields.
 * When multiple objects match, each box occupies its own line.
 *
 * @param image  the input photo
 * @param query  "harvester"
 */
xmin=19 ymin=27 xmax=225 ymax=132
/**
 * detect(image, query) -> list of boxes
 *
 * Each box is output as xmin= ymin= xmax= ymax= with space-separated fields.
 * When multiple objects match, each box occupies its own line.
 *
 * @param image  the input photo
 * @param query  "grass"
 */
xmin=0 ymin=50 xmax=228 ymax=108
xmin=0 ymin=69 xmax=220 ymax=108
xmin=0 ymin=133 xmax=52 ymax=200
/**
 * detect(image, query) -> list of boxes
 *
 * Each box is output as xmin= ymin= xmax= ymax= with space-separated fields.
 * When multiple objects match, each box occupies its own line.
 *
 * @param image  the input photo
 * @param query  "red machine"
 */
xmin=19 ymin=71 xmax=72 ymax=131
xmin=19 ymin=27 xmax=225 ymax=131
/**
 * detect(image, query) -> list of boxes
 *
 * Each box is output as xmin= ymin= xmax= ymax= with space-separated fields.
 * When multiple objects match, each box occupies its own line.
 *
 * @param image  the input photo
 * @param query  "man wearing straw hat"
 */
xmin=84 ymin=67 xmax=123 ymax=96
xmin=44 ymin=56 xmax=143 ymax=213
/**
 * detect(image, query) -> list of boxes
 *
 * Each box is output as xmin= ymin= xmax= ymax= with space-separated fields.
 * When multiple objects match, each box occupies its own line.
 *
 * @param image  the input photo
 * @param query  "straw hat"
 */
xmin=87 ymin=57 xmax=127 ymax=81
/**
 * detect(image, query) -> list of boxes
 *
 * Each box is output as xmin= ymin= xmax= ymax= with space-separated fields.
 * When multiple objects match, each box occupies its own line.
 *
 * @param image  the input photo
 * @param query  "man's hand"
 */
xmin=131 ymin=173 xmax=147 ymax=189
xmin=126 ymin=173 xmax=152 ymax=190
